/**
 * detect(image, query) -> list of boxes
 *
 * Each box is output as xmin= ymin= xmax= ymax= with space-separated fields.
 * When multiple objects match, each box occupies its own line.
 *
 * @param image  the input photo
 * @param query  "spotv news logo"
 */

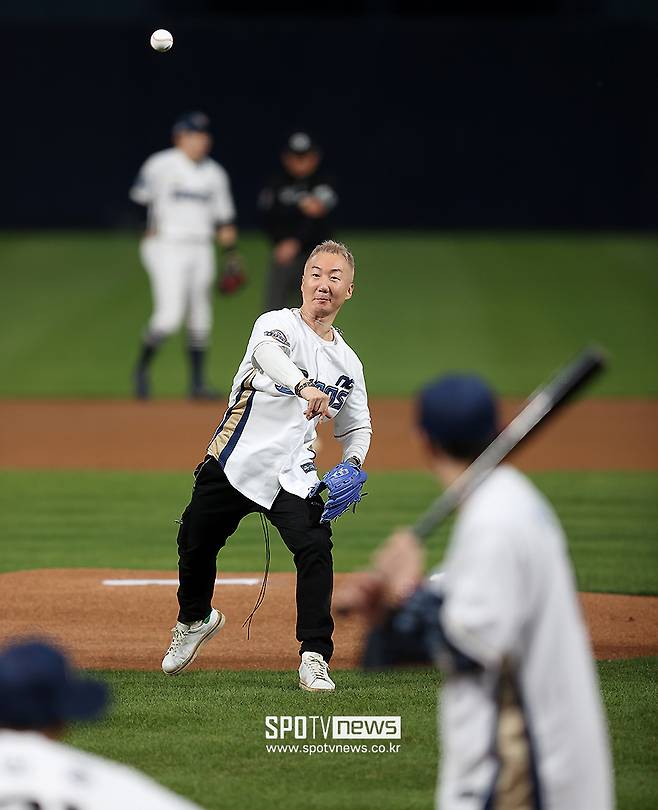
xmin=265 ymin=715 xmax=401 ymax=740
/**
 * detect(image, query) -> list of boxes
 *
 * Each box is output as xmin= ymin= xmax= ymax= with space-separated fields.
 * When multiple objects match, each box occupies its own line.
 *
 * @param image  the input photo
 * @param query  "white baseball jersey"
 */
xmin=207 ymin=308 xmax=372 ymax=508
xmin=130 ymin=147 xmax=235 ymax=241
xmin=436 ymin=466 xmax=613 ymax=810
xmin=0 ymin=730 xmax=202 ymax=810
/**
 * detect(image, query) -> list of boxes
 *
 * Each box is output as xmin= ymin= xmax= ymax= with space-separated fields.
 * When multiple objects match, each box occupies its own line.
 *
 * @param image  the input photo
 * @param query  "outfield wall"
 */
xmin=4 ymin=18 xmax=657 ymax=229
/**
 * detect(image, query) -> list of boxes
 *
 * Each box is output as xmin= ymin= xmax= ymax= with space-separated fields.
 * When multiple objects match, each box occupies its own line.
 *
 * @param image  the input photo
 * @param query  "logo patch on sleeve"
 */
xmin=301 ymin=462 xmax=317 ymax=473
xmin=264 ymin=329 xmax=290 ymax=347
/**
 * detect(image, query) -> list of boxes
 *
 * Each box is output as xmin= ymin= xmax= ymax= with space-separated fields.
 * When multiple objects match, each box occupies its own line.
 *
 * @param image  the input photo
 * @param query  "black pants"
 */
xmin=176 ymin=456 xmax=334 ymax=662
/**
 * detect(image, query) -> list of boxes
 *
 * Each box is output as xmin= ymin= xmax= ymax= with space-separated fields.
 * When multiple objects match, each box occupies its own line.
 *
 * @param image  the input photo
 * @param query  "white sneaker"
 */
xmin=298 ymin=652 xmax=335 ymax=692
xmin=161 ymin=608 xmax=225 ymax=675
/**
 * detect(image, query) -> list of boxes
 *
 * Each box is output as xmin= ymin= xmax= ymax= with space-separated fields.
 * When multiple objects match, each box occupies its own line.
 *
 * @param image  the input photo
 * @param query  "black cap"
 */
xmin=285 ymin=132 xmax=318 ymax=155
xmin=173 ymin=111 xmax=211 ymax=136
xmin=0 ymin=641 xmax=109 ymax=730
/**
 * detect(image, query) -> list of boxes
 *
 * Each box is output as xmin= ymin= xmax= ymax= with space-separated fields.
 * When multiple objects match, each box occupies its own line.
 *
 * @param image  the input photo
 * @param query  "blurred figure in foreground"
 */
xmin=130 ymin=111 xmax=245 ymax=400
xmin=0 ymin=640 xmax=203 ymax=809
xmin=336 ymin=375 xmax=614 ymax=809
xmin=259 ymin=132 xmax=337 ymax=311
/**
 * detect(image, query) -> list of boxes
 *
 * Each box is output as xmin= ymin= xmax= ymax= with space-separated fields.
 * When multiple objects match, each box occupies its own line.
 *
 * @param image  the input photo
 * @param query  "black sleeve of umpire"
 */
xmin=362 ymin=586 xmax=482 ymax=674
xmin=258 ymin=173 xmax=294 ymax=243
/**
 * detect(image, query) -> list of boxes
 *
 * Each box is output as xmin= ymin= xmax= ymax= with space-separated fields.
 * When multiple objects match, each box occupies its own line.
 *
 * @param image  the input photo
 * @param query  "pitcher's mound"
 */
xmin=0 ymin=569 xmax=656 ymax=669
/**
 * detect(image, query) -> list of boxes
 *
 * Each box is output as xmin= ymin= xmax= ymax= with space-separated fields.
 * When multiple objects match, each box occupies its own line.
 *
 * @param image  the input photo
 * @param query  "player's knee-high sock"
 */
xmin=187 ymin=327 xmax=218 ymax=398
xmin=136 ymin=332 xmax=164 ymax=370
xmin=138 ymin=330 xmax=165 ymax=364
xmin=137 ymin=342 xmax=157 ymax=369
xmin=188 ymin=347 xmax=205 ymax=392
xmin=133 ymin=331 xmax=164 ymax=399
xmin=188 ymin=346 xmax=220 ymax=398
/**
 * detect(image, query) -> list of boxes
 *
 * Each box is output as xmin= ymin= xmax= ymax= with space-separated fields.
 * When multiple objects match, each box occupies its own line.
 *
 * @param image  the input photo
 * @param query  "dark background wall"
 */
xmin=3 ymin=11 xmax=657 ymax=229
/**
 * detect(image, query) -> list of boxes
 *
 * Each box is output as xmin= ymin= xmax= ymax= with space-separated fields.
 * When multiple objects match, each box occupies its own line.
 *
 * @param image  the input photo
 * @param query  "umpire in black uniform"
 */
xmin=258 ymin=132 xmax=338 ymax=311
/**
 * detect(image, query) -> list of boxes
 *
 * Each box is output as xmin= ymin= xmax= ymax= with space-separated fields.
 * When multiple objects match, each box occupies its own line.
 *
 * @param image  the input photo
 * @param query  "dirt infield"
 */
xmin=1 ymin=399 xmax=656 ymax=671
xmin=1 ymin=397 xmax=657 ymax=471
xmin=1 ymin=569 xmax=656 ymax=669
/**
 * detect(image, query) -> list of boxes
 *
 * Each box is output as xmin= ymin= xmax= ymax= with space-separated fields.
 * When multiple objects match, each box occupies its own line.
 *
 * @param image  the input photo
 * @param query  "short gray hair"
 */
xmin=305 ymin=240 xmax=355 ymax=275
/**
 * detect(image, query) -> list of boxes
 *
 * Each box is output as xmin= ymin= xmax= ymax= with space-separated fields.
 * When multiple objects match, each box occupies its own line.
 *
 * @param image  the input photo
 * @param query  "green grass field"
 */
xmin=2 ymin=469 xmax=657 ymax=593
xmin=2 ymin=464 xmax=656 ymax=806
xmin=1 ymin=231 xmax=657 ymax=397
xmin=64 ymin=660 xmax=658 ymax=810
xmin=1 ymin=231 xmax=656 ymax=809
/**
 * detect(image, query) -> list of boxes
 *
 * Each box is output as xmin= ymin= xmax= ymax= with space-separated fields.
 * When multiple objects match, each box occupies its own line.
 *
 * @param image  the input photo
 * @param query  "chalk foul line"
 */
xmin=102 ymin=578 xmax=259 ymax=587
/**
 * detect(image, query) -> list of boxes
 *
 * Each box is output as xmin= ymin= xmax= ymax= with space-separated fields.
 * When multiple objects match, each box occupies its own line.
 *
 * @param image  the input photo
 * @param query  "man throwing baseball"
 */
xmin=130 ymin=111 xmax=244 ymax=399
xmin=162 ymin=240 xmax=371 ymax=691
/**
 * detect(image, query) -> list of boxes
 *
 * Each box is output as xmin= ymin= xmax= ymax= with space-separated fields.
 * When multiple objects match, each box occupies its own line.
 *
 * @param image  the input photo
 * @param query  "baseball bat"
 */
xmin=412 ymin=345 xmax=606 ymax=542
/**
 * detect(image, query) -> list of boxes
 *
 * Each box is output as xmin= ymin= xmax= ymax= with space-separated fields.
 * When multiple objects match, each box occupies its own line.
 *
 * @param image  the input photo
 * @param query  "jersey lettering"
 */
xmin=333 ymin=389 xmax=350 ymax=410
xmin=171 ymin=188 xmax=212 ymax=203
xmin=273 ymin=377 xmax=352 ymax=412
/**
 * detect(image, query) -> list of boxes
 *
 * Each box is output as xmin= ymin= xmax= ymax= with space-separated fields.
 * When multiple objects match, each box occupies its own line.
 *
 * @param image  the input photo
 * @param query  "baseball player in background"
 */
xmin=162 ymin=240 xmax=371 ymax=692
xmin=130 ymin=111 xmax=244 ymax=399
xmin=258 ymin=133 xmax=337 ymax=312
xmin=337 ymin=375 xmax=613 ymax=809
xmin=0 ymin=640 xmax=204 ymax=809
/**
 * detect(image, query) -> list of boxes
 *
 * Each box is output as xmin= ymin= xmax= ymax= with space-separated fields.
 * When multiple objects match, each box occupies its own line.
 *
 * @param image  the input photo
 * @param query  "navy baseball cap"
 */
xmin=418 ymin=374 xmax=499 ymax=459
xmin=0 ymin=641 xmax=109 ymax=730
xmin=173 ymin=111 xmax=211 ymax=135
xmin=285 ymin=132 xmax=317 ymax=155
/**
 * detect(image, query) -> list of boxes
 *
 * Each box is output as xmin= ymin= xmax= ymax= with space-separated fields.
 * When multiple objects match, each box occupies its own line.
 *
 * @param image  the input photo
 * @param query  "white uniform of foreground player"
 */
xmin=0 ymin=730 xmax=201 ymax=810
xmin=336 ymin=373 xmax=613 ymax=809
xmin=437 ymin=466 xmax=613 ymax=809
xmin=129 ymin=112 xmax=238 ymax=398
xmin=0 ymin=640 xmax=204 ymax=810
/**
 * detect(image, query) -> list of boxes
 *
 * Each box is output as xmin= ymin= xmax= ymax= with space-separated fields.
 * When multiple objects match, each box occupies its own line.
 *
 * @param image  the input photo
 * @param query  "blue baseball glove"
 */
xmin=309 ymin=461 xmax=368 ymax=523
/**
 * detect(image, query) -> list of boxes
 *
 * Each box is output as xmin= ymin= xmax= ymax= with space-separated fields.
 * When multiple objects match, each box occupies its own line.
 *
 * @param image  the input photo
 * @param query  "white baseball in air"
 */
xmin=150 ymin=29 xmax=173 ymax=52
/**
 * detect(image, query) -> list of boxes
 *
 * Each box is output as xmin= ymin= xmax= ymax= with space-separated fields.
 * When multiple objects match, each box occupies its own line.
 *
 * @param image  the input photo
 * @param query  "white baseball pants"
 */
xmin=140 ymin=237 xmax=216 ymax=347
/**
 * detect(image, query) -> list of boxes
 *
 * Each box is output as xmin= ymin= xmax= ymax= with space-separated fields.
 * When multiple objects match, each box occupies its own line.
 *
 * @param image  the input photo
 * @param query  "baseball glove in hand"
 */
xmin=218 ymin=253 xmax=247 ymax=295
xmin=309 ymin=462 xmax=367 ymax=522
